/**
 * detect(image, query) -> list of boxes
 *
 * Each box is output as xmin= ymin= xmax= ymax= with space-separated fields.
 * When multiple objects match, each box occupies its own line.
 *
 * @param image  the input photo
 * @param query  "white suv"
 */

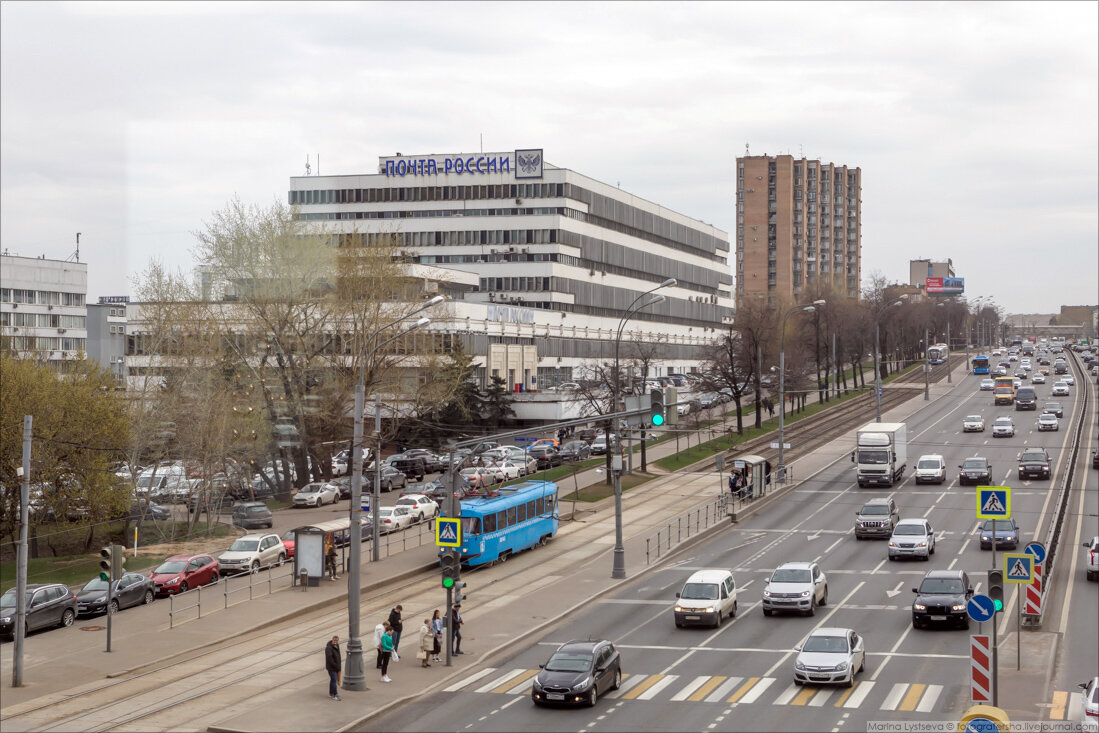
xmin=914 ymin=455 xmax=947 ymax=484
xmin=218 ymin=534 xmax=286 ymax=575
xmin=888 ymin=519 xmax=936 ymax=561
xmin=762 ymin=562 xmax=828 ymax=617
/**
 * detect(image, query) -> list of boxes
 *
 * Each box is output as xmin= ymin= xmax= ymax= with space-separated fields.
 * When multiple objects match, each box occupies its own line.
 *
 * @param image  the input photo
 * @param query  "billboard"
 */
xmin=926 ymin=277 xmax=964 ymax=296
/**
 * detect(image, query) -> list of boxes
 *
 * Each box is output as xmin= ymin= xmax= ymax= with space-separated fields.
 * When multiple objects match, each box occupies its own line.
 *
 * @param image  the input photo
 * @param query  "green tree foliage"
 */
xmin=482 ymin=375 xmax=516 ymax=429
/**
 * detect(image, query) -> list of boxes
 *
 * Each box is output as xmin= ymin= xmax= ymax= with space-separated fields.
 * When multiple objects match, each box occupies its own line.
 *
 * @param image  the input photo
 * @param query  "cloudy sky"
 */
xmin=2 ymin=1 xmax=1096 ymax=315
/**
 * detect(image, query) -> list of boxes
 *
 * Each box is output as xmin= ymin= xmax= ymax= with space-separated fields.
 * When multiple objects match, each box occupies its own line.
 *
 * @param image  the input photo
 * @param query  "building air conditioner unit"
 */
xmin=522 ymin=247 xmax=530 ymax=253
xmin=58 ymin=328 xmax=66 ymax=334
xmin=508 ymin=246 xmax=516 ymax=253
xmin=515 ymin=198 xmax=523 ymax=205
xmin=490 ymin=248 xmax=497 ymax=254
xmin=48 ymin=305 xmax=53 ymax=310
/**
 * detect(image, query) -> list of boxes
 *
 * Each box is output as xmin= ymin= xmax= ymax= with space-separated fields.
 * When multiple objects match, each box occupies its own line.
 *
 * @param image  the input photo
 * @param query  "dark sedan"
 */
xmin=529 ymin=446 xmax=563 ymax=470
xmin=531 ymin=639 xmax=622 ymax=707
xmin=0 ymin=583 xmax=77 ymax=639
xmin=76 ymin=572 xmax=156 ymax=616
xmin=958 ymin=457 xmax=992 ymax=486
xmin=558 ymin=441 xmax=592 ymax=462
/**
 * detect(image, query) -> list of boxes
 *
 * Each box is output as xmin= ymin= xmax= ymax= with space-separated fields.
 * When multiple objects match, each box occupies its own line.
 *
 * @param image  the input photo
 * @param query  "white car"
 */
xmin=494 ymin=460 xmax=525 ymax=480
xmin=762 ymin=562 xmax=828 ymax=616
xmin=914 ymin=455 xmax=947 ymax=484
xmin=992 ymin=417 xmax=1015 ymax=437
xmin=962 ymin=415 xmax=985 ymax=432
xmin=459 ymin=467 xmax=496 ymax=490
xmin=1037 ymin=413 xmax=1059 ymax=431
xmin=1031 ymin=373 xmax=1046 ymax=384
xmin=292 ymin=482 xmax=339 ymax=508
xmin=978 ymin=379 xmax=996 ymax=391
xmin=218 ymin=534 xmax=286 ymax=575
xmin=1077 ymin=676 xmax=1098 ymax=730
xmin=377 ymin=506 xmax=414 ymax=534
xmin=394 ymin=493 xmax=439 ymax=523
xmin=1052 ymin=382 xmax=1070 ymax=396
xmin=1062 ymin=374 xmax=1075 ymax=386
xmin=794 ymin=628 xmax=865 ymax=687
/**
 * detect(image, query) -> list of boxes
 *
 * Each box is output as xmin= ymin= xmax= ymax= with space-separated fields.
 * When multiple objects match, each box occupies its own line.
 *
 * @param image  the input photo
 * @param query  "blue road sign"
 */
xmin=513 ymin=436 xmax=536 ymax=443
xmin=1004 ymin=553 xmax=1034 ymax=583
xmin=964 ymin=717 xmax=1002 ymax=733
xmin=1024 ymin=541 xmax=1046 ymax=565
xmin=967 ymin=594 xmax=997 ymax=623
xmin=976 ymin=487 xmax=1011 ymax=519
xmin=435 ymin=518 xmax=461 ymax=547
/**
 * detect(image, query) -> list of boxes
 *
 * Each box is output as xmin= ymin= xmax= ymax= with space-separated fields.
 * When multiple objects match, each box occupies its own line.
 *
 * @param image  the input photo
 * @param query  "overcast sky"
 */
xmin=2 ymin=1 xmax=1096 ymax=315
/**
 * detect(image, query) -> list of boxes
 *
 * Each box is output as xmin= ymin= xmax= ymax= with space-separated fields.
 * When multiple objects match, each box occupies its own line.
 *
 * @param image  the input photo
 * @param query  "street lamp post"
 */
xmin=937 ymin=302 xmax=952 ymax=384
xmin=344 ymin=297 xmax=442 ymax=692
xmin=873 ymin=296 xmax=907 ymax=422
xmin=611 ymin=278 xmax=675 ymax=580
xmin=777 ymin=300 xmax=824 ymax=482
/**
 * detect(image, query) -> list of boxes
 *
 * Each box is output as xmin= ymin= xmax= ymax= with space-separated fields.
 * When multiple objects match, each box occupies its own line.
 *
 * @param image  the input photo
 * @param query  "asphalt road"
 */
xmin=367 ymin=364 xmax=1096 ymax=732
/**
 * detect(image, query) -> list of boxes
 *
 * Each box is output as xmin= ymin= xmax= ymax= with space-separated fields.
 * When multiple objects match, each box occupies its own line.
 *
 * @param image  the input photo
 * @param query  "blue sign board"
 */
xmin=1024 ymin=541 xmax=1046 ymax=565
xmin=976 ymin=487 xmax=1011 ymax=519
xmin=1005 ymin=553 xmax=1034 ymax=583
xmin=513 ymin=436 xmax=536 ymax=443
xmin=435 ymin=518 xmax=461 ymax=548
xmin=964 ymin=717 xmax=1002 ymax=733
xmin=967 ymin=594 xmax=997 ymax=623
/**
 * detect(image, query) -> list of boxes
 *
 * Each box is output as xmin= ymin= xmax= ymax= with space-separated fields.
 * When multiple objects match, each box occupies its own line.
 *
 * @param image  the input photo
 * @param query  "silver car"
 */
xmin=962 ymin=415 xmax=985 ymax=432
xmin=992 ymin=417 xmax=1015 ymax=438
xmin=888 ymin=518 xmax=935 ymax=561
xmin=793 ymin=628 xmax=865 ymax=687
xmin=1037 ymin=413 xmax=1059 ymax=431
xmin=762 ymin=562 xmax=828 ymax=616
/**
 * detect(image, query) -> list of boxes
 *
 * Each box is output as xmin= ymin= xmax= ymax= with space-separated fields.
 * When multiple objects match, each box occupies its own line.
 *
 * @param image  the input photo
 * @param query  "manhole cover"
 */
xmin=81 ymin=625 xmax=105 ymax=631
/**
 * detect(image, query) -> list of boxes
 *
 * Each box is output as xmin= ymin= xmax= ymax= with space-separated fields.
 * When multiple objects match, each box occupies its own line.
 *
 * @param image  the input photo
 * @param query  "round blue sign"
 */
xmin=967 ymin=594 xmax=997 ymax=623
xmin=1024 ymin=541 xmax=1046 ymax=565
xmin=965 ymin=717 xmax=1001 ymax=733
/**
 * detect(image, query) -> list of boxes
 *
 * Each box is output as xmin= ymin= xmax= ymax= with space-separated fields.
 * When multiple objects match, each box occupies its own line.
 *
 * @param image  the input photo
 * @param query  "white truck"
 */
xmin=852 ymin=422 xmax=907 ymax=488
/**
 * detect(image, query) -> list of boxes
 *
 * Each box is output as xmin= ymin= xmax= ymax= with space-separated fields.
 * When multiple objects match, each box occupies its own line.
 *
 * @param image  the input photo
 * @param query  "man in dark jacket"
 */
xmin=451 ymin=603 xmax=463 ymax=655
xmin=387 ymin=605 xmax=404 ymax=653
xmin=325 ymin=635 xmax=342 ymax=701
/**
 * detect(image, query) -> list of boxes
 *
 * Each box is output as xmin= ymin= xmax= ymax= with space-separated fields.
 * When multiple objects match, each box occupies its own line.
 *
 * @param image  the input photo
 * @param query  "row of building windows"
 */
xmin=290 ymin=182 xmax=564 ymax=206
xmin=7 ymin=336 xmax=87 ymax=351
xmin=1 ymin=313 xmax=86 ymax=328
xmin=1 ymin=288 xmax=86 ymax=306
xmin=299 ymin=206 xmax=563 ymax=223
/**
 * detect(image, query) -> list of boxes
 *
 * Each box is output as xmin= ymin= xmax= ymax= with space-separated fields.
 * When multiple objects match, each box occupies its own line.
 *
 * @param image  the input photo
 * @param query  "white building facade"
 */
xmin=288 ymin=149 xmax=734 ymax=417
xmin=1 ymin=254 xmax=88 ymax=365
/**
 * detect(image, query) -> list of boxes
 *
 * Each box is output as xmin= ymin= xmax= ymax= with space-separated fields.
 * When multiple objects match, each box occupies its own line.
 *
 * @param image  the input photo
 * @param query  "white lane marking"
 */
xmin=773 ymin=682 xmax=800 ymax=705
xmin=475 ymin=668 xmax=524 ymax=693
xmin=869 ymin=614 xmax=915 ymax=681
xmin=737 ymin=677 xmax=775 ymax=704
xmin=670 ymin=675 xmax=710 ymax=702
xmin=843 ymin=681 xmax=876 ymax=708
xmin=948 ymin=557 xmax=958 ymax=570
xmin=808 ymin=688 xmax=834 ymax=707
xmin=916 ymin=684 xmax=943 ymax=712
xmin=637 ymin=674 xmax=679 ymax=700
xmin=824 ymin=537 xmax=844 ymax=554
xmin=444 ymin=667 xmax=496 ymax=692
xmin=880 ymin=682 xmax=908 ymax=711
xmin=706 ymin=676 xmax=743 ymax=702
xmin=605 ymin=674 xmax=644 ymax=698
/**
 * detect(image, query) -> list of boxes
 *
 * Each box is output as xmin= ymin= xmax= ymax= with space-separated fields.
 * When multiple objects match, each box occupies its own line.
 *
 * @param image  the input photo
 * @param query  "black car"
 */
xmin=531 ymin=639 xmax=622 ymax=707
xmin=0 ymin=583 xmax=77 ymax=639
xmin=1018 ymin=448 xmax=1051 ymax=480
xmin=390 ymin=457 xmax=427 ymax=481
xmin=75 ymin=572 xmax=156 ymax=616
xmin=958 ymin=457 xmax=993 ymax=486
xmin=529 ymin=446 xmax=563 ymax=470
xmin=399 ymin=449 xmax=443 ymax=473
xmin=1042 ymin=402 xmax=1064 ymax=418
xmin=424 ymin=475 xmax=472 ymax=511
xmin=129 ymin=500 xmax=171 ymax=521
xmin=231 ymin=502 xmax=273 ymax=529
xmin=558 ymin=441 xmax=592 ymax=462
xmin=912 ymin=570 xmax=973 ymax=629
xmin=330 ymin=476 xmax=353 ymax=500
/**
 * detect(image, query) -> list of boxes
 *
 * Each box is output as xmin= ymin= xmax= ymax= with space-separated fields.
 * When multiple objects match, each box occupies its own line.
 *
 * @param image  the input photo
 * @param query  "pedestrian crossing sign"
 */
xmin=436 ymin=517 xmax=461 ymax=547
xmin=1003 ymin=553 xmax=1034 ymax=584
xmin=976 ymin=487 xmax=1011 ymax=519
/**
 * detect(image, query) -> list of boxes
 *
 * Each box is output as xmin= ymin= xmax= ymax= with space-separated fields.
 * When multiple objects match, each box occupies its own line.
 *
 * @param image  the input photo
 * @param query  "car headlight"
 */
xmin=0 ymin=616 xmax=10 ymax=623
xmin=913 ymin=603 xmax=927 ymax=611
xmin=795 ymin=661 xmax=807 ymax=671
xmin=762 ymin=589 xmax=771 ymax=597
xmin=834 ymin=661 xmax=848 ymax=671
xmin=532 ymin=677 xmax=543 ymax=691
xmin=703 ymin=606 xmax=715 ymax=613
xmin=981 ymin=536 xmax=990 ymax=541
xmin=888 ymin=541 xmax=897 ymax=547
xmin=166 ymin=577 xmax=180 ymax=585
xmin=952 ymin=604 xmax=966 ymax=611
xmin=800 ymin=591 xmax=811 ymax=597
xmin=674 ymin=605 xmax=685 ymax=613
xmin=917 ymin=541 xmax=927 ymax=547
xmin=571 ymin=676 xmax=592 ymax=692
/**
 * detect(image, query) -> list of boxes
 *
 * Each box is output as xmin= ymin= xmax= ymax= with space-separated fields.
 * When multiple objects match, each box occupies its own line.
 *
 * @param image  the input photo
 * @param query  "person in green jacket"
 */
xmin=380 ymin=621 xmax=394 ymax=682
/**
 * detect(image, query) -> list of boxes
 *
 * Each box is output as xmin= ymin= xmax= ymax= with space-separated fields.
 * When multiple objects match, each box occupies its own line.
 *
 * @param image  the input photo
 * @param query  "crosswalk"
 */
xmin=1049 ymin=689 xmax=1086 ymax=721
xmin=443 ymin=667 xmax=946 ymax=712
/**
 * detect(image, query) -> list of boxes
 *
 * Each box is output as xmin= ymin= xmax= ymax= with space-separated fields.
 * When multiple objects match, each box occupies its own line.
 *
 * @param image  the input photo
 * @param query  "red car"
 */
xmin=150 ymin=554 xmax=219 ymax=596
xmin=280 ymin=529 xmax=297 ymax=558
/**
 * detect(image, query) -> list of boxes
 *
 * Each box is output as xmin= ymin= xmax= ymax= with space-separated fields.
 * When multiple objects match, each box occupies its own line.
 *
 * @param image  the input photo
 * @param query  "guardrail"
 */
xmin=168 ymin=562 xmax=296 ymax=628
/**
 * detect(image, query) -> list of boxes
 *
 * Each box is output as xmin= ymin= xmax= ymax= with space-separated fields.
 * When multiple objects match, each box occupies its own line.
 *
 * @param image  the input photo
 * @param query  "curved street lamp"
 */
xmin=873 ymin=295 xmax=907 ymax=422
xmin=777 ymin=300 xmax=824 ymax=482
xmin=611 ymin=278 xmax=675 ymax=579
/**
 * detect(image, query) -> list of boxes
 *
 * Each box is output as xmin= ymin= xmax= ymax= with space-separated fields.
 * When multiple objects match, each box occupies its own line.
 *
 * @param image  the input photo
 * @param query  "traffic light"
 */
xmin=987 ymin=569 xmax=1004 ymax=612
xmin=441 ymin=551 xmax=459 ymax=589
xmin=649 ymin=389 xmax=665 ymax=427
xmin=453 ymin=580 xmax=467 ymax=604
xmin=111 ymin=545 xmax=125 ymax=580
xmin=99 ymin=547 xmax=112 ymax=582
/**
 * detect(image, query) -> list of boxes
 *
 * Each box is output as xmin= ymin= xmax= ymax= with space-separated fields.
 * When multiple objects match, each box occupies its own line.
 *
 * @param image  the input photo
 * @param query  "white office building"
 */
xmin=1 ymin=253 xmax=88 ymax=365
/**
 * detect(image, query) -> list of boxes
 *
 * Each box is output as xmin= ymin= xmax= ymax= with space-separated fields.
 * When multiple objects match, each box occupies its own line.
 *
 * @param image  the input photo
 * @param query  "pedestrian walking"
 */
xmin=325 ymin=635 xmax=342 ymax=701
xmin=451 ymin=603 xmax=464 ymax=655
xmin=430 ymin=609 xmax=443 ymax=662
xmin=325 ymin=543 xmax=339 ymax=581
xmin=387 ymin=604 xmax=404 ymax=654
xmin=765 ymin=397 xmax=775 ymax=418
xmin=373 ymin=621 xmax=386 ymax=669
xmin=380 ymin=622 xmax=394 ymax=682
xmin=417 ymin=619 xmax=433 ymax=667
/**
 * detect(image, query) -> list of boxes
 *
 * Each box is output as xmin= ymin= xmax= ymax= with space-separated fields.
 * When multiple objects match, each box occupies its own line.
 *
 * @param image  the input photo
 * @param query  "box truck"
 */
xmin=852 ymin=422 xmax=907 ymax=488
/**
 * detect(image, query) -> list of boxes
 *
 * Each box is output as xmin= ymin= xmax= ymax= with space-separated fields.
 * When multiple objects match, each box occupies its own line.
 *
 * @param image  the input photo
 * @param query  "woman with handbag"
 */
xmin=430 ymin=609 xmax=443 ymax=663
xmin=417 ymin=619 xmax=433 ymax=667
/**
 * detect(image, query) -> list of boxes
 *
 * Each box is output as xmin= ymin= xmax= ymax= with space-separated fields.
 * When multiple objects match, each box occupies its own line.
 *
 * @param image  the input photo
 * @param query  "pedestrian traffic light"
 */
xmin=987 ymin=569 xmax=1004 ymax=612
xmin=649 ymin=389 xmax=665 ymax=426
xmin=111 ymin=545 xmax=125 ymax=580
xmin=453 ymin=580 xmax=466 ymax=604
xmin=441 ymin=551 xmax=459 ymax=589
xmin=99 ymin=547 xmax=112 ymax=582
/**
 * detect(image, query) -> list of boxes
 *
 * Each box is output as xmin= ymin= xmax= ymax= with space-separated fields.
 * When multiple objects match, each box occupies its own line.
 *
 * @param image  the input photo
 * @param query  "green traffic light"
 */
xmin=992 ymin=599 xmax=1003 ymax=612
xmin=442 ymin=577 xmax=455 ymax=589
xmin=99 ymin=571 xmax=110 ymax=582
xmin=652 ymin=413 xmax=664 ymax=426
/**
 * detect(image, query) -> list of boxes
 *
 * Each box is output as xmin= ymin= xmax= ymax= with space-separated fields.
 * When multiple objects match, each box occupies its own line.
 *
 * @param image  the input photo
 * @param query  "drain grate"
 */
xmin=80 ymin=625 xmax=106 ymax=631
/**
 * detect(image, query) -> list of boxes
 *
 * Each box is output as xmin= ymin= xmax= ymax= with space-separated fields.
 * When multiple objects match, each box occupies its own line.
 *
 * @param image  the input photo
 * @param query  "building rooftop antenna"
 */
xmin=66 ymin=232 xmax=81 ymax=262
xmin=305 ymin=155 xmax=312 ymax=176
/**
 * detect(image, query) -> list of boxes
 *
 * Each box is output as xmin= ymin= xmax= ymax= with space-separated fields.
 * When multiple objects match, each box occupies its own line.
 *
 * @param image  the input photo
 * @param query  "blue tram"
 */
xmin=438 ymin=480 xmax=559 ymax=567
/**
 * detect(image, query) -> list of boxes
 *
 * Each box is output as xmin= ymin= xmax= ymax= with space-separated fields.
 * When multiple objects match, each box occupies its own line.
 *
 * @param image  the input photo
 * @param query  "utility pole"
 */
xmin=12 ymin=416 xmax=31 ymax=687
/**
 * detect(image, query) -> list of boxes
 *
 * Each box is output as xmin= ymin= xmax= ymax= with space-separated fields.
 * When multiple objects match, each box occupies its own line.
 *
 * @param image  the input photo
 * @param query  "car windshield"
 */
xmin=680 ymin=582 xmax=720 ymax=600
xmin=155 ymin=560 xmax=188 ymax=574
xmin=995 ymin=419 xmax=1012 ymax=425
xmin=802 ymin=635 xmax=848 ymax=654
xmin=544 ymin=651 xmax=594 ymax=673
xmin=919 ymin=578 xmax=964 ymax=594
xmin=982 ymin=520 xmax=1014 ymax=532
xmin=396 ymin=499 xmax=415 ymax=506
xmin=917 ymin=460 xmax=940 ymax=469
xmin=894 ymin=524 xmax=926 ymax=535
xmin=1021 ymin=453 xmax=1047 ymax=462
xmin=963 ymin=460 xmax=987 ymax=469
xmin=0 ymin=590 xmax=30 ymax=609
xmin=281 ymin=531 xmax=295 ymax=542
xmin=858 ymin=449 xmax=889 ymax=464
xmin=81 ymin=578 xmax=109 ymax=591
xmin=771 ymin=568 xmax=811 ymax=583
xmin=965 ymin=416 xmax=982 ymax=422
xmin=299 ymin=485 xmax=319 ymax=494
xmin=861 ymin=505 xmax=888 ymax=516
xmin=228 ymin=539 xmax=259 ymax=552
xmin=246 ymin=507 xmax=266 ymax=514
xmin=379 ymin=508 xmax=394 ymax=516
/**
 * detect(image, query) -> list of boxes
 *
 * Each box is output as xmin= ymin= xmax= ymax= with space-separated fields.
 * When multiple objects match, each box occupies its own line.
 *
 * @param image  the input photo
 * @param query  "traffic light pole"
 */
xmin=106 ymin=569 xmax=114 ymax=653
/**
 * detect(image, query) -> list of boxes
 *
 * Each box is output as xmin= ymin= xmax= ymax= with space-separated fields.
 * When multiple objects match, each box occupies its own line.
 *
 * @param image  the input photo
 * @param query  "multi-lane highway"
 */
xmin=370 ymin=354 xmax=1096 ymax=732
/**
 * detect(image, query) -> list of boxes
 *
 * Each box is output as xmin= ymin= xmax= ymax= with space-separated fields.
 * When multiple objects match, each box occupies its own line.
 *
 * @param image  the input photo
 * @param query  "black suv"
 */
xmin=912 ymin=570 xmax=973 ymax=629
xmin=390 ymin=457 xmax=426 ymax=481
xmin=0 ymin=583 xmax=78 ymax=639
xmin=1042 ymin=402 xmax=1064 ymax=418
xmin=1018 ymin=448 xmax=1051 ymax=480
xmin=958 ymin=457 xmax=993 ymax=486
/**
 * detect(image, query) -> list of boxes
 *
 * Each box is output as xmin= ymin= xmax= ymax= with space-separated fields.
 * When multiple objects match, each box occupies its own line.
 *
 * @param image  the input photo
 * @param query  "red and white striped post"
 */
xmin=1024 ymin=562 xmax=1042 ymax=615
xmin=971 ymin=634 xmax=993 ymax=703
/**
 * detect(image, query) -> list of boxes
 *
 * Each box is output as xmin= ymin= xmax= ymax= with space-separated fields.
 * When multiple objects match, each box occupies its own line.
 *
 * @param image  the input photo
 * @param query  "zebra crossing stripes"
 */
xmin=1048 ymin=690 xmax=1084 ymax=721
xmin=734 ymin=676 xmax=775 ymax=704
xmin=476 ymin=669 xmax=524 ymax=693
xmin=443 ymin=666 xmax=496 ymax=692
xmin=671 ymin=675 xmax=712 ymax=702
xmin=836 ymin=681 xmax=875 ymax=708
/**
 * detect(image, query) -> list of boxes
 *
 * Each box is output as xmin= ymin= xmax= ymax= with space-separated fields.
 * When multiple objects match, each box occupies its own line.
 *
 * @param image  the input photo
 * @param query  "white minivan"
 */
xmin=913 ymin=455 xmax=946 ymax=485
xmin=674 ymin=569 xmax=738 ymax=628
